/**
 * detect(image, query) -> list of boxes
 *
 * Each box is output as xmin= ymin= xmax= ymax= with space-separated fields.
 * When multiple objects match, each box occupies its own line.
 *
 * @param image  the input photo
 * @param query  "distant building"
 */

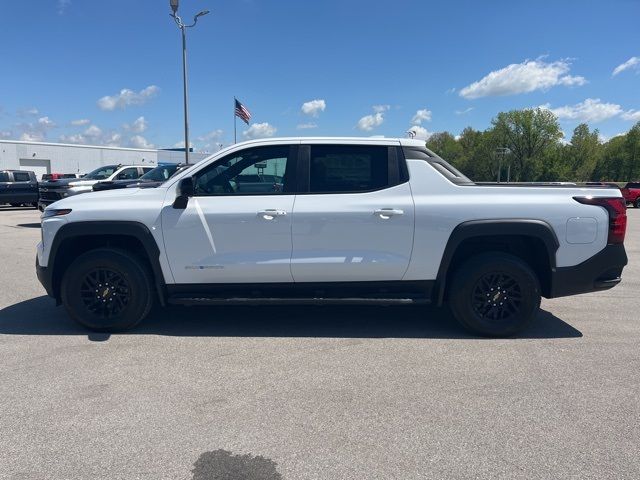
xmin=0 ymin=140 xmax=209 ymax=180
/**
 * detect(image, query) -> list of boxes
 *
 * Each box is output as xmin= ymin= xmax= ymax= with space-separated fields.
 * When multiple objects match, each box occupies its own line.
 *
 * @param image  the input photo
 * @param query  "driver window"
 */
xmin=118 ymin=168 xmax=139 ymax=180
xmin=194 ymin=146 xmax=289 ymax=196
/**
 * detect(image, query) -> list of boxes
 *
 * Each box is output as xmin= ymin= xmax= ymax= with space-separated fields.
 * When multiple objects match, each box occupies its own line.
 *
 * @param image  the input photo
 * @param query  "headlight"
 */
xmin=42 ymin=209 xmax=72 ymax=219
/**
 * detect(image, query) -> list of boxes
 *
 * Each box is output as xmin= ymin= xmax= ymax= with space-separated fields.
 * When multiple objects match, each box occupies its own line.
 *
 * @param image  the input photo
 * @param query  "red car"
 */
xmin=621 ymin=182 xmax=640 ymax=208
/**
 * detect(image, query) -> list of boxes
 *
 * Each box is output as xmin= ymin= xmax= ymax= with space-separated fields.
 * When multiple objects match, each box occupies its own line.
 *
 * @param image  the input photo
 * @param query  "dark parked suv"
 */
xmin=0 ymin=170 xmax=39 ymax=208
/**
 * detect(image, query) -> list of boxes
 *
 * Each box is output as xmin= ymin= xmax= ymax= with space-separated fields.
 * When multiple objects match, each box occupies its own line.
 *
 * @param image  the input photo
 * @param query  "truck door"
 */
xmin=291 ymin=144 xmax=415 ymax=282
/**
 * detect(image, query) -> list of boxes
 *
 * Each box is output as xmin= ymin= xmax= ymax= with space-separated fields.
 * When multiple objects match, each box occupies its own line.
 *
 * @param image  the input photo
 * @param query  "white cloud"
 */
xmin=37 ymin=116 xmax=56 ymax=129
xmin=243 ymin=122 xmax=277 ymax=139
xmin=83 ymin=125 xmax=103 ymax=138
xmin=60 ymin=125 xmax=122 ymax=147
xmin=612 ymin=57 xmax=640 ymax=76
xmin=123 ymin=116 xmax=148 ymax=133
xmin=406 ymin=125 xmax=432 ymax=140
xmin=172 ymin=141 xmax=193 ymax=149
xmin=357 ymin=113 xmax=384 ymax=131
xmin=455 ymin=107 xmax=474 ymax=115
xmin=459 ymin=58 xmax=586 ymax=99
xmin=103 ymin=133 xmax=123 ymax=147
xmin=621 ymin=110 xmax=640 ymax=121
xmin=357 ymin=105 xmax=389 ymax=131
xmin=12 ymin=114 xmax=57 ymax=142
xmin=195 ymin=129 xmax=224 ymax=150
xmin=197 ymin=129 xmax=224 ymax=142
xmin=297 ymin=123 xmax=318 ymax=130
xmin=0 ymin=131 xmax=11 ymax=139
xmin=129 ymin=135 xmax=154 ymax=149
xmin=57 ymin=0 xmax=71 ymax=15
xmin=20 ymin=132 xmax=45 ymax=142
xmin=70 ymin=119 xmax=90 ymax=126
xmin=411 ymin=108 xmax=432 ymax=124
xmin=17 ymin=107 xmax=40 ymax=117
xmin=541 ymin=98 xmax=622 ymax=123
xmin=97 ymin=85 xmax=160 ymax=111
xmin=301 ymin=99 xmax=326 ymax=117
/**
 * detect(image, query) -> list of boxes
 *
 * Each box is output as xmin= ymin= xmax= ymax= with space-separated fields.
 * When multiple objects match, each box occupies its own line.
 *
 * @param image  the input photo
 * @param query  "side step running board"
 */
xmin=167 ymin=296 xmax=431 ymax=306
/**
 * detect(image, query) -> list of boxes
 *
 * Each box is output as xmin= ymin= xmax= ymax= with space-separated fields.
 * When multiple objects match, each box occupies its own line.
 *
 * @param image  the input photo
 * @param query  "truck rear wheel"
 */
xmin=61 ymin=248 xmax=154 ymax=332
xmin=634 ymin=199 xmax=640 ymax=208
xmin=448 ymin=252 xmax=541 ymax=337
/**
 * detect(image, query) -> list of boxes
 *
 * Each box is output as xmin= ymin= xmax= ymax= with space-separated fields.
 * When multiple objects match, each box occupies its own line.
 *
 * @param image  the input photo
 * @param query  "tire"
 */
xmin=448 ymin=252 xmax=541 ymax=337
xmin=10 ymin=203 xmax=21 ymax=207
xmin=61 ymin=248 xmax=154 ymax=332
xmin=635 ymin=199 xmax=640 ymax=209
xmin=32 ymin=202 xmax=38 ymax=209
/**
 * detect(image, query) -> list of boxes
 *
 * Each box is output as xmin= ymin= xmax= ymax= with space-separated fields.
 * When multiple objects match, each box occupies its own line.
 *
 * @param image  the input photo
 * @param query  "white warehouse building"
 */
xmin=0 ymin=140 xmax=209 ymax=180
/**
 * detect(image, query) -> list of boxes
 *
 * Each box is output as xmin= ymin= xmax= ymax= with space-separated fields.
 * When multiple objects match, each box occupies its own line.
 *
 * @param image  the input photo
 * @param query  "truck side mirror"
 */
xmin=173 ymin=177 xmax=195 ymax=209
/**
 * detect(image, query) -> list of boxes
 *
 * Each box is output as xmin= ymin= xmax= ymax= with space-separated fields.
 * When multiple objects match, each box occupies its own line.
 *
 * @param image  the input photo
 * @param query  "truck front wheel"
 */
xmin=448 ymin=253 xmax=541 ymax=337
xmin=61 ymin=248 xmax=154 ymax=332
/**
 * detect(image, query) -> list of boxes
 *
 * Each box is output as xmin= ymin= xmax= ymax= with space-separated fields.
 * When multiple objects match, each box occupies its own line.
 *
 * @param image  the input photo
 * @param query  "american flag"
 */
xmin=235 ymin=99 xmax=251 ymax=125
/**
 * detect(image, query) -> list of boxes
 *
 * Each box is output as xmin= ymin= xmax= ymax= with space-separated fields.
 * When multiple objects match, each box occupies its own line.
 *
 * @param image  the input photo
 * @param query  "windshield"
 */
xmin=84 ymin=165 xmax=119 ymax=180
xmin=140 ymin=164 xmax=180 ymax=182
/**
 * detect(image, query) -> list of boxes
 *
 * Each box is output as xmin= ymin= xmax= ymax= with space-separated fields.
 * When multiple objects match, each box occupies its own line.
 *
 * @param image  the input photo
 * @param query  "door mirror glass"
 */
xmin=177 ymin=176 xmax=195 ymax=197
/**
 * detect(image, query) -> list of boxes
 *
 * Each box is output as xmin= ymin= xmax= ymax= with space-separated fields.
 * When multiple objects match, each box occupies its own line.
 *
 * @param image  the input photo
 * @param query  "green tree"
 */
xmin=623 ymin=122 xmax=640 ymax=180
xmin=426 ymin=132 xmax=463 ymax=166
xmin=491 ymin=108 xmax=563 ymax=181
xmin=595 ymin=135 xmax=626 ymax=181
xmin=568 ymin=123 xmax=602 ymax=181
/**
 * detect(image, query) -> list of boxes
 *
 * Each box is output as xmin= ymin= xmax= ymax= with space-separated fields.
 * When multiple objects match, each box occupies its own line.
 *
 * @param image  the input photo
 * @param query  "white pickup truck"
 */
xmin=36 ymin=137 xmax=628 ymax=336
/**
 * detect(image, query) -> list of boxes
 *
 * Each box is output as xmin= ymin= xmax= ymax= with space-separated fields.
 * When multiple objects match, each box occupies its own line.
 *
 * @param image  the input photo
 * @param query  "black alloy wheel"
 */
xmin=471 ymin=272 xmax=523 ymax=322
xmin=449 ymin=252 xmax=541 ymax=337
xmin=61 ymin=248 xmax=154 ymax=331
xmin=79 ymin=267 xmax=131 ymax=319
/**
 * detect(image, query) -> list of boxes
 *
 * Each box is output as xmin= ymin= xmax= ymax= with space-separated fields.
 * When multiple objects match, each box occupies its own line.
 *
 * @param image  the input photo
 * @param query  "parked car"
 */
xmin=621 ymin=182 xmax=640 ymax=208
xmin=42 ymin=173 xmax=83 ymax=181
xmin=38 ymin=164 xmax=153 ymax=210
xmin=0 ymin=170 xmax=39 ymax=208
xmin=36 ymin=137 xmax=628 ymax=336
xmin=92 ymin=164 xmax=189 ymax=192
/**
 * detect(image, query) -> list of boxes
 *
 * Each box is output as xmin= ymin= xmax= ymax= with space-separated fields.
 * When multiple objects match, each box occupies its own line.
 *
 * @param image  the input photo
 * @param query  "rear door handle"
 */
xmin=374 ymin=208 xmax=404 ymax=219
xmin=258 ymin=209 xmax=287 ymax=220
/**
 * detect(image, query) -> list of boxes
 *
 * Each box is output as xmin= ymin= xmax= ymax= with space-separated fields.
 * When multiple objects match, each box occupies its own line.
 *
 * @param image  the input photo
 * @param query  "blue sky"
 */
xmin=0 ymin=0 xmax=638 ymax=151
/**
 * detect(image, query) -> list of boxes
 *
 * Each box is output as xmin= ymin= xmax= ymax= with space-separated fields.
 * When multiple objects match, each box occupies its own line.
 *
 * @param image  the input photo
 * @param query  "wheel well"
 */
xmin=51 ymin=234 xmax=154 ymax=301
xmin=444 ymin=235 xmax=552 ymax=299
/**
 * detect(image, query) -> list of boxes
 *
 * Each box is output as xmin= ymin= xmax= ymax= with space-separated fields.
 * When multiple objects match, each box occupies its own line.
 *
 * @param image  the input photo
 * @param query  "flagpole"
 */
xmin=233 ymin=97 xmax=237 ymax=144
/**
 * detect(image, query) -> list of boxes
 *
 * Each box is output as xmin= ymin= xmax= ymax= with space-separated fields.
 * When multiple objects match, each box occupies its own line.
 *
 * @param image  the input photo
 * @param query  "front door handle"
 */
xmin=258 ymin=209 xmax=287 ymax=220
xmin=374 ymin=208 xmax=404 ymax=219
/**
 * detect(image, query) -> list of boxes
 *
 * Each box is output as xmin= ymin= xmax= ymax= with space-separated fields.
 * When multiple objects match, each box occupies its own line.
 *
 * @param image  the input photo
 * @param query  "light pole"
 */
xmin=169 ymin=1 xmax=209 ymax=164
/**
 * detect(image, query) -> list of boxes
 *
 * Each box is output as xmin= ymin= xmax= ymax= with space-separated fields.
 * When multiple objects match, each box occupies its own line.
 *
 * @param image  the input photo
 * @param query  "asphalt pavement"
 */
xmin=0 ymin=205 xmax=638 ymax=479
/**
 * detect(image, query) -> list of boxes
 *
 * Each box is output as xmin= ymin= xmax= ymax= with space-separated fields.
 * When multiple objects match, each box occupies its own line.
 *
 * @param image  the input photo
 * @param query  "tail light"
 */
xmin=574 ymin=196 xmax=627 ymax=244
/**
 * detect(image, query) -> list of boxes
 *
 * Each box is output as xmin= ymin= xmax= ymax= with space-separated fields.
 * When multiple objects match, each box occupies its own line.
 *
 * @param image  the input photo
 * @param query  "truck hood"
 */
xmin=40 ymin=178 xmax=98 ymax=188
xmin=46 ymin=185 xmax=162 ymax=209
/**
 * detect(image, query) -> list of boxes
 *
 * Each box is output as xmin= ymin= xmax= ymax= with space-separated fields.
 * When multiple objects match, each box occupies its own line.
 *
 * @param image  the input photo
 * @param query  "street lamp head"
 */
xmin=170 ymin=0 xmax=179 ymax=14
xmin=195 ymin=10 xmax=210 ymax=19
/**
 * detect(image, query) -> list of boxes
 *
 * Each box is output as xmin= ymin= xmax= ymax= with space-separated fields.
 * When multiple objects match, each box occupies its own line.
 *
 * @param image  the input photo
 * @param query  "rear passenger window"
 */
xmin=0 ymin=172 xmax=9 ymax=182
xmin=309 ymin=145 xmax=388 ymax=193
xmin=13 ymin=172 xmax=31 ymax=182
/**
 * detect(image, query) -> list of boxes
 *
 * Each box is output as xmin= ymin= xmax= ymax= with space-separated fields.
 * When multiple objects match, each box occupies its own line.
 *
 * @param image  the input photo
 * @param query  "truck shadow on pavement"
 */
xmin=0 ymin=295 xmax=582 ymax=340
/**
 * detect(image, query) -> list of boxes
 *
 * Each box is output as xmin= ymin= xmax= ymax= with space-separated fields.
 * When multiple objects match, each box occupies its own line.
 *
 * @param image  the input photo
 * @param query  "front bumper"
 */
xmin=36 ymin=256 xmax=55 ymax=299
xmin=549 ymin=244 xmax=628 ymax=298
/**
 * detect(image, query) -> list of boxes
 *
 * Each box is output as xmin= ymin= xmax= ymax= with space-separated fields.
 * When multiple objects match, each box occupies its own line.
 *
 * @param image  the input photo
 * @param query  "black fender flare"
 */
xmin=47 ymin=221 xmax=166 ymax=305
xmin=434 ymin=219 xmax=560 ymax=305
